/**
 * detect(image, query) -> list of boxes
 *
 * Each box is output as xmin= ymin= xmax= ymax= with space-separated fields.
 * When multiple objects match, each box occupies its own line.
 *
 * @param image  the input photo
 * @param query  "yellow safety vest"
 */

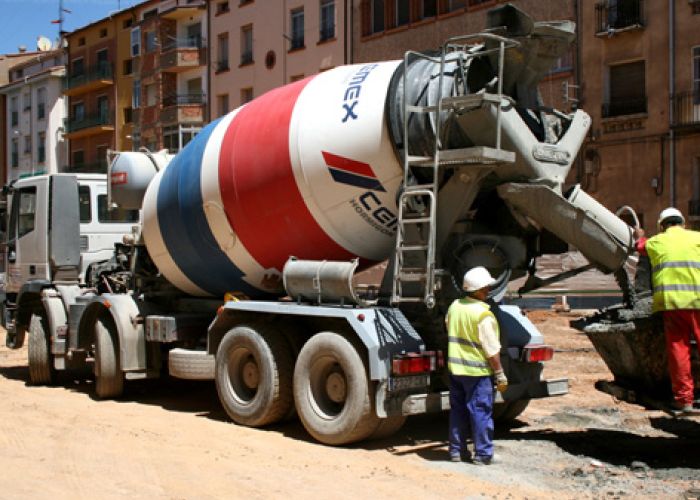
xmin=446 ymin=297 xmax=497 ymax=377
xmin=646 ymin=226 xmax=700 ymax=312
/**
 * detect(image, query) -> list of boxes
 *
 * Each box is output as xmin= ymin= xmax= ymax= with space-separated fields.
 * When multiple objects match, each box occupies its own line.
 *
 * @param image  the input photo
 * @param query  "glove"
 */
xmin=494 ymin=369 xmax=508 ymax=393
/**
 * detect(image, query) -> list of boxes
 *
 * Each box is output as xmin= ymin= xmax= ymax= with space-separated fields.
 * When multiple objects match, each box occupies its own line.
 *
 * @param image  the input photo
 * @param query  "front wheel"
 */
xmin=94 ymin=314 xmax=124 ymax=399
xmin=293 ymin=332 xmax=379 ymax=445
xmin=28 ymin=313 xmax=55 ymax=385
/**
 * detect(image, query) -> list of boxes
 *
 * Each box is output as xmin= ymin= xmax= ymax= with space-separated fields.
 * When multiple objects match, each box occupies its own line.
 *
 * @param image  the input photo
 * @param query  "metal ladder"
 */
xmin=390 ymin=34 xmax=518 ymax=309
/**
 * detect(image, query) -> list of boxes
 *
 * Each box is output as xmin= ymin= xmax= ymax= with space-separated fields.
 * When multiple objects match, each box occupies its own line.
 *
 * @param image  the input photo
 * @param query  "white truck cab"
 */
xmin=4 ymin=174 xmax=138 ymax=296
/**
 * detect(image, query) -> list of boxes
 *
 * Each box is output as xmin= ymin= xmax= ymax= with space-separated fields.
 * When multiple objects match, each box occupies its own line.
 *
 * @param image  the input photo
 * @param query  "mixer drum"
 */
xmin=142 ymin=62 xmax=403 ymax=297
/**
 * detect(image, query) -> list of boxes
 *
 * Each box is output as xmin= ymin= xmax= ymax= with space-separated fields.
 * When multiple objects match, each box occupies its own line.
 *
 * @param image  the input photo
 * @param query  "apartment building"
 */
xmin=577 ymin=0 xmax=700 ymax=231
xmin=352 ymin=0 xmax=576 ymax=110
xmin=0 ymin=51 xmax=43 ymax=185
xmin=131 ymin=0 xmax=208 ymax=152
xmin=209 ymin=0 xmax=347 ymax=117
xmin=0 ymin=50 xmax=65 ymax=182
xmin=64 ymin=14 xmax=128 ymax=173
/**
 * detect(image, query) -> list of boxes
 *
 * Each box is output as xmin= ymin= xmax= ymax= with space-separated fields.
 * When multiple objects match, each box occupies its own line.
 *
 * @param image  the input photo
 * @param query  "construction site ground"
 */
xmin=1 ymin=311 xmax=699 ymax=499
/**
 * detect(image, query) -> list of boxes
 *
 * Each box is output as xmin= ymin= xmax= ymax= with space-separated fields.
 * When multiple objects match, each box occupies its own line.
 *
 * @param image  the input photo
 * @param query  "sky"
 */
xmin=0 ymin=0 xmax=139 ymax=54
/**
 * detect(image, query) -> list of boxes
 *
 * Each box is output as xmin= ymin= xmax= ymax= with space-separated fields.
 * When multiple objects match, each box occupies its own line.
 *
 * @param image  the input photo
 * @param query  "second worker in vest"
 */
xmin=635 ymin=207 xmax=700 ymax=413
xmin=445 ymin=266 xmax=508 ymax=465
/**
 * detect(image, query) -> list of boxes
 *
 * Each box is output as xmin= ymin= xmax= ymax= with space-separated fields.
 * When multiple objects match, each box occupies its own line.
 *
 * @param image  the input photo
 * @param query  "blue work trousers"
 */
xmin=448 ymin=373 xmax=494 ymax=459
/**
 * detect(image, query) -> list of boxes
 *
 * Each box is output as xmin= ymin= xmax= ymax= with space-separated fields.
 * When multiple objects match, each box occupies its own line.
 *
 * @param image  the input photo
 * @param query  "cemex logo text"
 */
xmin=322 ymin=151 xmax=386 ymax=192
xmin=341 ymin=64 xmax=378 ymax=123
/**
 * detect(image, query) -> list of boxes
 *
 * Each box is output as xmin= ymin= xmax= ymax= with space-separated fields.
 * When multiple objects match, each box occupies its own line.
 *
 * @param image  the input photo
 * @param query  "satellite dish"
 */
xmin=37 ymin=36 xmax=52 ymax=52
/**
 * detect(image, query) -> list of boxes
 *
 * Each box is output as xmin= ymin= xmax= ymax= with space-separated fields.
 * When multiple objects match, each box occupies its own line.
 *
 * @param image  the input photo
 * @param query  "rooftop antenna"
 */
xmin=51 ymin=0 xmax=72 ymax=46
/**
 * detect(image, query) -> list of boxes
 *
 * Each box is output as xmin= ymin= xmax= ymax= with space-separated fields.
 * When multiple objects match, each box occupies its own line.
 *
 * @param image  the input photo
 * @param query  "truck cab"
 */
xmin=2 ymin=174 xmax=138 ymax=338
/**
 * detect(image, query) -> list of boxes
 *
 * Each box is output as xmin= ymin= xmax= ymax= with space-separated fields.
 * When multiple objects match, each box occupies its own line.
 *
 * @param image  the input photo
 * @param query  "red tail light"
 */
xmin=392 ymin=351 xmax=442 ymax=375
xmin=521 ymin=344 xmax=554 ymax=363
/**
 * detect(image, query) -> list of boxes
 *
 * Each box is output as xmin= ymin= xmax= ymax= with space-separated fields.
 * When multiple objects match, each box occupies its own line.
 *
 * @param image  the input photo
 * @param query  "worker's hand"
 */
xmin=494 ymin=369 xmax=508 ymax=393
xmin=633 ymin=227 xmax=645 ymax=240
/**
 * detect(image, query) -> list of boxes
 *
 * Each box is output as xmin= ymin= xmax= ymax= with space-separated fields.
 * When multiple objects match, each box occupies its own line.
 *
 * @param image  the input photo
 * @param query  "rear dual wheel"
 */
xmin=215 ymin=326 xmax=294 ymax=427
xmin=293 ymin=332 xmax=381 ymax=446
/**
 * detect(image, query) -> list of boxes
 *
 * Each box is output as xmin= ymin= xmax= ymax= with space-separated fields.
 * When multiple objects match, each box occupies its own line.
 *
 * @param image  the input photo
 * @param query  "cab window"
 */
xmin=97 ymin=194 xmax=139 ymax=223
xmin=79 ymin=185 xmax=91 ymax=223
xmin=17 ymin=187 xmax=37 ymax=238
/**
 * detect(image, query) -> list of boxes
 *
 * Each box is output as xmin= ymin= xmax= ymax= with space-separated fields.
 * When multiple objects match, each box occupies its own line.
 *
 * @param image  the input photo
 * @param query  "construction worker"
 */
xmin=445 ymin=266 xmax=508 ymax=465
xmin=635 ymin=207 xmax=700 ymax=412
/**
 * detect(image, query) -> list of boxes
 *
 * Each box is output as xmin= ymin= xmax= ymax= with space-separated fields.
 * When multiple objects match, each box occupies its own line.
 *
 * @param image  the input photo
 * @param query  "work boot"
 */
xmin=671 ymin=401 xmax=694 ymax=413
xmin=471 ymin=455 xmax=493 ymax=465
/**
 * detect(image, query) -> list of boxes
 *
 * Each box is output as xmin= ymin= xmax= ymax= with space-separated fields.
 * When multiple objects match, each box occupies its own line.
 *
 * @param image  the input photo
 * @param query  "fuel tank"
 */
xmin=142 ymin=62 xmax=404 ymax=297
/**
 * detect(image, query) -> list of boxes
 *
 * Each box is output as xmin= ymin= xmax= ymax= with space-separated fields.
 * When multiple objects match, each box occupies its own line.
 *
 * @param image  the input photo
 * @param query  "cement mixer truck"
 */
xmin=2 ymin=5 xmax=638 ymax=444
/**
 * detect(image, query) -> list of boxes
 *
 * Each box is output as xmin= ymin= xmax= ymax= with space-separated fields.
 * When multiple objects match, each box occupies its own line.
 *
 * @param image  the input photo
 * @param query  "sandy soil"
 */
xmin=1 ymin=312 xmax=699 ymax=499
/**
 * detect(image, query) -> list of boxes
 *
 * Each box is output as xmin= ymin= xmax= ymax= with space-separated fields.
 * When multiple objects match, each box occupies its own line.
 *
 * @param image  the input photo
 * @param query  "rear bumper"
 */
xmin=380 ymin=377 xmax=569 ymax=417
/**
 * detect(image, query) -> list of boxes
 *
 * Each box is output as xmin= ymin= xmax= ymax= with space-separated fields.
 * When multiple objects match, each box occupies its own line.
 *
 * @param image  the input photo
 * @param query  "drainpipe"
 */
xmin=669 ymin=0 xmax=676 ymax=207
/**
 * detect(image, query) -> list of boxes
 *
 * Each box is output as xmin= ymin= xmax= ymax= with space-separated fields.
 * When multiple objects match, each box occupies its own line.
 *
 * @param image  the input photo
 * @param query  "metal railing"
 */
xmin=64 ymin=63 xmax=113 ymax=91
xmin=595 ymin=0 xmax=645 ymax=33
xmin=672 ymin=90 xmax=700 ymax=128
xmin=64 ymin=112 xmax=113 ymax=133
xmin=240 ymin=50 xmax=253 ymax=65
xmin=216 ymin=60 xmax=230 ymax=72
xmin=11 ymin=153 xmax=18 ymax=168
xmin=290 ymin=35 xmax=304 ymax=50
xmin=602 ymin=97 xmax=647 ymax=118
xmin=161 ymin=36 xmax=203 ymax=52
xmin=320 ymin=24 xmax=334 ymax=41
xmin=162 ymin=93 xmax=205 ymax=107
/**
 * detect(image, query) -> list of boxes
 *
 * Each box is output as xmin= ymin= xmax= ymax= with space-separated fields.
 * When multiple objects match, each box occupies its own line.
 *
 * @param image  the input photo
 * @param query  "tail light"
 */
xmin=392 ymin=351 xmax=443 ymax=375
xmin=521 ymin=344 xmax=554 ymax=363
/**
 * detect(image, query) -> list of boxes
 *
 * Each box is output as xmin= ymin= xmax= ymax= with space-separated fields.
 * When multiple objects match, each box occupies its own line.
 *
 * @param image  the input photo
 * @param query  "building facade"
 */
xmin=578 ymin=0 xmax=700 ymax=231
xmin=352 ymin=0 xmax=576 ymax=110
xmin=0 ymin=50 xmax=65 ymax=182
xmin=131 ymin=0 xmax=208 ymax=153
xmin=208 ymin=0 xmax=347 ymax=117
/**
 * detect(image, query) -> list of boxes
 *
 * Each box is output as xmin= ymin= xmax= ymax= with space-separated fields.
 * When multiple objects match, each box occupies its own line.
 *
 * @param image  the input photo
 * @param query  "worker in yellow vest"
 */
xmin=635 ymin=207 xmax=700 ymax=413
xmin=445 ymin=266 xmax=508 ymax=465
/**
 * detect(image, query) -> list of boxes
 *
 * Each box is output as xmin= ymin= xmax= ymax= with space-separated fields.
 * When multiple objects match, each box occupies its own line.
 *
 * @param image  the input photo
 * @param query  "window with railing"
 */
xmin=241 ymin=25 xmax=253 ymax=64
xmin=290 ymin=8 xmax=304 ymax=49
xmin=603 ymin=60 xmax=647 ymax=118
xmin=320 ymin=0 xmax=335 ymax=40
xmin=37 ymin=87 xmax=46 ymax=119
xmin=11 ymin=139 xmax=18 ymax=168
xmin=595 ymin=0 xmax=644 ymax=34
xmin=396 ymin=0 xmax=409 ymax=27
xmin=37 ymin=132 xmax=45 ymax=163
xmin=218 ymin=32 xmax=229 ymax=71
xmin=162 ymin=93 xmax=206 ymax=107
xmin=10 ymin=96 xmax=18 ymax=126
xmin=217 ymin=1 xmax=230 ymax=14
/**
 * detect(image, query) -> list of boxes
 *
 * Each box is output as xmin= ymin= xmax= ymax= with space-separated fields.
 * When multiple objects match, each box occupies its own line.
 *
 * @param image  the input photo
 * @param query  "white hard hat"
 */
xmin=657 ymin=207 xmax=685 ymax=228
xmin=463 ymin=266 xmax=496 ymax=292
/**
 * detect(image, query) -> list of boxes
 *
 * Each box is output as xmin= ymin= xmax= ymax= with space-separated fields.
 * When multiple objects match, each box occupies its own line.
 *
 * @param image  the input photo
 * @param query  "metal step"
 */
xmin=398 ymin=244 xmax=429 ymax=252
xmin=441 ymin=93 xmax=502 ymax=111
xmin=397 ymin=271 xmax=428 ymax=282
xmin=401 ymin=216 xmax=431 ymax=224
xmin=409 ymin=146 xmax=515 ymax=167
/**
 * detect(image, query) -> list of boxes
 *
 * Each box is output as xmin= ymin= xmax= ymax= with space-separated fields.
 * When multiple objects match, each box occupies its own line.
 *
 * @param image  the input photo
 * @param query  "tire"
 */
xmin=367 ymin=416 xmax=407 ymax=441
xmin=168 ymin=348 xmax=215 ymax=380
xmin=28 ymin=313 xmax=55 ymax=385
xmin=293 ymin=332 xmax=380 ymax=446
xmin=215 ymin=325 xmax=293 ymax=427
xmin=94 ymin=314 xmax=124 ymax=399
xmin=493 ymin=399 xmax=530 ymax=422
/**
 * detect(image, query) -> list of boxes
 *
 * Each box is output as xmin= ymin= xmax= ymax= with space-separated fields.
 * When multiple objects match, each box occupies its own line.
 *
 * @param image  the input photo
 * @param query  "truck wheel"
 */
xmin=293 ymin=332 xmax=379 ymax=445
xmin=368 ymin=416 xmax=406 ymax=441
xmin=215 ymin=325 xmax=293 ymax=427
xmin=493 ymin=399 xmax=530 ymax=422
xmin=28 ymin=313 xmax=55 ymax=385
xmin=94 ymin=314 xmax=124 ymax=399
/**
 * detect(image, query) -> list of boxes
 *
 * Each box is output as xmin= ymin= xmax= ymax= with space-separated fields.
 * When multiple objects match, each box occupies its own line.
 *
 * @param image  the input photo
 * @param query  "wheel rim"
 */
xmin=226 ymin=347 xmax=259 ymax=405
xmin=308 ymin=356 xmax=347 ymax=419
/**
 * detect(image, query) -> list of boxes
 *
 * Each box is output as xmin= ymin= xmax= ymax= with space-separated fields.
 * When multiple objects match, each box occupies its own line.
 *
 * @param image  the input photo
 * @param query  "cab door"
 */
xmin=5 ymin=179 xmax=49 ymax=294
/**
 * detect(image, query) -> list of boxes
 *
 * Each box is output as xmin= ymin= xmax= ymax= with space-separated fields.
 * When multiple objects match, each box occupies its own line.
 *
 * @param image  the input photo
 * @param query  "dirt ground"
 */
xmin=1 ymin=311 xmax=699 ymax=500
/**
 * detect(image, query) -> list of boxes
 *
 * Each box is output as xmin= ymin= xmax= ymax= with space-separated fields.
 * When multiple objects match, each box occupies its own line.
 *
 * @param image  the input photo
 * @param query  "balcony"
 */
xmin=161 ymin=93 xmax=205 ymax=125
xmin=595 ymin=0 xmax=645 ymax=36
xmin=64 ymin=112 xmax=114 ymax=140
xmin=160 ymin=0 xmax=206 ymax=19
xmin=671 ymin=91 xmax=700 ymax=130
xmin=161 ymin=37 xmax=206 ymax=72
xmin=63 ymin=63 xmax=113 ymax=96
xmin=602 ymin=97 xmax=647 ymax=118
xmin=64 ymin=160 xmax=108 ymax=174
